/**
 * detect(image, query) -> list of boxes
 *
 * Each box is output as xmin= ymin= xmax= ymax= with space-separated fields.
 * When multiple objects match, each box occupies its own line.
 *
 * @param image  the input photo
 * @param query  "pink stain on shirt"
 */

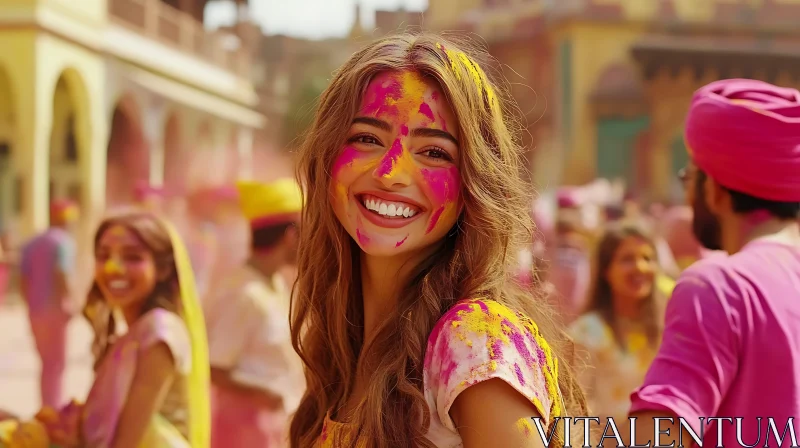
xmin=630 ymin=240 xmax=800 ymax=447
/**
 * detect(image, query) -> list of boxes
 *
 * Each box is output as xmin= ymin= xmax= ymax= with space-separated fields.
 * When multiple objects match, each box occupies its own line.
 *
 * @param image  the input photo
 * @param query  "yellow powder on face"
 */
xmin=384 ymin=71 xmax=427 ymax=116
xmin=103 ymin=258 xmax=125 ymax=276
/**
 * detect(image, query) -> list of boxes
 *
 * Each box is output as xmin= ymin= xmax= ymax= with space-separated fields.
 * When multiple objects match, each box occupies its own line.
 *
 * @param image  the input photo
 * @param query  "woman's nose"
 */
xmin=104 ymin=258 xmax=125 ymax=275
xmin=373 ymin=140 xmax=414 ymax=188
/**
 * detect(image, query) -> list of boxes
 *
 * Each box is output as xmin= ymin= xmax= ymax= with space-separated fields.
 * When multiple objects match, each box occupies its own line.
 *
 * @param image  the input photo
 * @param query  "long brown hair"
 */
xmin=587 ymin=222 xmax=664 ymax=349
xmin=290 ymin=33 xmax=587 ymax=447
xmin=83 ymin=210 xmax=180 ymax=369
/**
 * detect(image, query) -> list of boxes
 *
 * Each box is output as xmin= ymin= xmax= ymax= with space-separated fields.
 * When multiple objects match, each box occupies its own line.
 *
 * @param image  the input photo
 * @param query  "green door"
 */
xmin=596 ymin=116 xmax=650 ymax=187
xmin=671 ymin=134 xmax=690 ymax=175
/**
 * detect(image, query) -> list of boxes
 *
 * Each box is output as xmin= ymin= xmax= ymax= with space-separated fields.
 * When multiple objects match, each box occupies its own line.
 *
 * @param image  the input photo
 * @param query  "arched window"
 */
xmin=65 ymin=116 xmax=78 ymax=163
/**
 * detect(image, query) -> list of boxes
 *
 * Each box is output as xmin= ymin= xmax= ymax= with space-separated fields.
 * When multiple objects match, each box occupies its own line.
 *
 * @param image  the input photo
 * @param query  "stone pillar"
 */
xmin=144 ymin=101 xmax=166 ymax=187
xmin=15 ymin=62 xmax=53 ymax=238
xmin=237 ymin=126 xmax=253 ymax=179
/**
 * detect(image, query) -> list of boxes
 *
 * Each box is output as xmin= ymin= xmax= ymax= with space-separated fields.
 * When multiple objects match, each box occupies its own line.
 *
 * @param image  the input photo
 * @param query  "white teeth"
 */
xmin=362 ymin=197 xmax=417 ymax=218
xmin=109 ymin=280 xmax=130 ymax=290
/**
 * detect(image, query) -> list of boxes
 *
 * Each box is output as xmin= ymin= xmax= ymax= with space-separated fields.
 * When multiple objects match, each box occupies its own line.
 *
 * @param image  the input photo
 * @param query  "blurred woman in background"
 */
xmin=569 ymin=223 xmax=667 ymax=422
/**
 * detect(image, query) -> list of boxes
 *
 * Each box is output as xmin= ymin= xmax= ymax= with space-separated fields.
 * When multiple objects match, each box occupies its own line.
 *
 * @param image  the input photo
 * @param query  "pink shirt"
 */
xmin=630 ymin=240 xmax=800 ymax=447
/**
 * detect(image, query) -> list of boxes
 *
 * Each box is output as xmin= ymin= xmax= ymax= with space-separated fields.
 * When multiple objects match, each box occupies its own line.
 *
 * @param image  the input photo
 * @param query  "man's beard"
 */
xmin=692 ymin=188 xmax=723 ymax=251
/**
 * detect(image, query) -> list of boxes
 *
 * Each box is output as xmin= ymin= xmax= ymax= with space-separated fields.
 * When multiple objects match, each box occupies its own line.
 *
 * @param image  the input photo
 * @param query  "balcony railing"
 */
xmin=109 ymin=0 xmax=251 ymax=78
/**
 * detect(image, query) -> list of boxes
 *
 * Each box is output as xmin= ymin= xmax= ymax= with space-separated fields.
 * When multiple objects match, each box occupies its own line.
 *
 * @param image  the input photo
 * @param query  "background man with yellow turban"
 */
xmin=205 ymin=178 xmax=305 ymax=448
xmin=628 ymin=79 xmax=800 ymax=446
xmin=18 ymin=200 xmax=80 ymax=409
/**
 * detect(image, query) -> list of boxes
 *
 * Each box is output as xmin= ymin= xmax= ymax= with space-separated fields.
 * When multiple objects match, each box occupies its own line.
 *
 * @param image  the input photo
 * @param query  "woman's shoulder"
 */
xmin=430 ymin=298 xmax=544 ymax=340
xmin=424 ymin=298 xmax=562 ymax=425
xmin=134 ymin=308 xmax=192 ymax=374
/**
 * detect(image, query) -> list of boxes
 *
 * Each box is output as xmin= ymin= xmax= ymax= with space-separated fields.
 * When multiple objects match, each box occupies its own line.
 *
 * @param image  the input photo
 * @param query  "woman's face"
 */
xmin=94 ymin=224 xmax=158 ymax=312
xmin=605 ymin=236 xmax=657 ymax=303
xmin=331 ymin=70 xmax=462 ymax=257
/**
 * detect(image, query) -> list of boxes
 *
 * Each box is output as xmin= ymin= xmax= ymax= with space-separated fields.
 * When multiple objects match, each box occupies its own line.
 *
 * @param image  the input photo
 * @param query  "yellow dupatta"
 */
xmin=161 ymin=219 xmax=211 ymax=448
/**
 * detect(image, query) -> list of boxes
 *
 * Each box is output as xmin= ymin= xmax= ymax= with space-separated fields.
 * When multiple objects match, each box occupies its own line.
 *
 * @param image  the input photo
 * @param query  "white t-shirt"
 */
xmin=205 ymin=264 xmax=305 ymax=412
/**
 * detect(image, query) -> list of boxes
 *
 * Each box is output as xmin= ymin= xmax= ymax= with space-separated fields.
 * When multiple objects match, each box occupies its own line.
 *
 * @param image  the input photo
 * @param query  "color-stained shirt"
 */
xmin=548 ymin=245 xmax=591 ymax=321
xmin=318 ymin=299 xmax=561 ymax=447
xmin=570 ymin=312 xmax=659 ymax=421
xmin=630 ymin=240 xmax=800 ymax=447
xmin=19 ymin=228 xmax=75 ymax=315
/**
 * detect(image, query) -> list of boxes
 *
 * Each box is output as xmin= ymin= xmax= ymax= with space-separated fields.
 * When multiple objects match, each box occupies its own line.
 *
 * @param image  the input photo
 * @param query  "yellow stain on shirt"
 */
xmin=451 ymin=300 xmax=563 ymax=418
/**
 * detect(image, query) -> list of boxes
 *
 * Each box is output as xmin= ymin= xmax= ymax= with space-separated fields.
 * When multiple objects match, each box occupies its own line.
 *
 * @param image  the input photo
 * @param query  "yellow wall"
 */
xmin=0 ymin=30 xmax=107 ymax=249
xmin=558 ymin=22 xmax=646 ymax=185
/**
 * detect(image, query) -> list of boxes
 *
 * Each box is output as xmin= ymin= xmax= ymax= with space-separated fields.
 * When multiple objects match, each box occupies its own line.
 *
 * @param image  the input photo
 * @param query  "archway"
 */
xmin=0 ymin=66 xmax=15 ymax=247
xmin=49 ymin=70 xmax=90 ymax=217
xmin=106 ymin=96 xmax=149 ymax=207
xmin=162 ymin=112 xmax=185 ymax=194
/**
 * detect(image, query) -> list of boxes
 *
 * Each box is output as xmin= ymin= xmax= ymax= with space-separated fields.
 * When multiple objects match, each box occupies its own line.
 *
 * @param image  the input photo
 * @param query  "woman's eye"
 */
xmin=422 ymin=148 xmax=451 ymax=161
xmin=123 ymin=253 xmax=143 ymax=263
xmin=353 ymin=135 xmax=380 ymax=145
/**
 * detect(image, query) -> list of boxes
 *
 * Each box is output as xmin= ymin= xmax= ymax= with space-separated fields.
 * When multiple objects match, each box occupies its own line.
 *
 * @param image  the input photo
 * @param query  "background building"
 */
xmin=253 ymin=4 xmax=424 ymax=153
xmin=0 ymin=0 xmax=261 ymax=247
xmin=427 ymin=0 xmax=800 ymax=202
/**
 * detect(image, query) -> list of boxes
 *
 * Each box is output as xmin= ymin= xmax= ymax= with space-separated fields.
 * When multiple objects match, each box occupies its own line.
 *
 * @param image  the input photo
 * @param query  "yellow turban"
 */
xmin=236 ymin=178 xmax=303 ymax=228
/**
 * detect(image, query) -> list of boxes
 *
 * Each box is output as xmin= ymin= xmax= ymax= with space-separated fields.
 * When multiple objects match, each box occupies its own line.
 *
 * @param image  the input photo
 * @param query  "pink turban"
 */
xmin=133 ymin=181 xmax=165 ymax=203
xmin=557 ymin=187 xmax=581 ymax=208
xmin=685 ymin=79 xmax=800 ymax=202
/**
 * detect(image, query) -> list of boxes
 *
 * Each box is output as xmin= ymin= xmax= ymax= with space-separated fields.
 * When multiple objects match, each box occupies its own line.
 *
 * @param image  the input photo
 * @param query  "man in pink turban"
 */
xmin=629 ymin=79 xmax=800 ymax=446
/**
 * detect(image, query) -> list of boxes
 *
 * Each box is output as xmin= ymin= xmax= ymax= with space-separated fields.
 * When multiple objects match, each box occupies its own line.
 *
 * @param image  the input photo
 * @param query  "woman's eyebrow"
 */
xmin=352 ymin=116 xmax=391 ymax=132
xmin=411 ymin=127 xmax=458 ymax=145
xmin=353 ymin=117 xmax=458 ymax=145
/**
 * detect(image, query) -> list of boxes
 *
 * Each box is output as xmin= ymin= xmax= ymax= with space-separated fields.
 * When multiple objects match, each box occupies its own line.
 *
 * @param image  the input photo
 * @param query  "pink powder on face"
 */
xmin=396 ymin=236 xmax=408 ymax=247
xmin=361 ymin=77 xmax=403 ymax=117
xmin=427 ymin=207 xmax=445 ymax=233
xmin=420 ymin=166 xmax=461 ymax=233
xmin=418 ymin=102 xmax=435 ymax=122
xmin=332 ymin=146 xmax=361 ymax=175
xmin=356 ymin=228 xmax=370 ymax=246
xmin=375 ymin=139 xmax=404 ymax=177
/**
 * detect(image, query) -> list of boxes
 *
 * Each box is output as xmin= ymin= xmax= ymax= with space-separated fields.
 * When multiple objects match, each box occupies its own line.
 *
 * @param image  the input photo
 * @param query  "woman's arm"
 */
xmin=451 ymin=378 xmax=547 ymax=448
xmin=110 ymin=342 xmax=176 ymax=448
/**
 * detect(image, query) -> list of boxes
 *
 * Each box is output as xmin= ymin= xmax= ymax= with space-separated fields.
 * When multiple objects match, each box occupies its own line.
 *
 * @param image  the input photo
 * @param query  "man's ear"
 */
xmin=704 ymin=175 xmax=730 ymax=215
xmin=283 ymin=225 xmax=299 ymax=245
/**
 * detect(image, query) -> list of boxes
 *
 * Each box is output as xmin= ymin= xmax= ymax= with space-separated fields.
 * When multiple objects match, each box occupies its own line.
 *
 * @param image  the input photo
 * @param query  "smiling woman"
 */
xmin=290 ymin=33 xmax=589 ymax=448
xmin=0 ymin=210 xmax=210 ymax=448
xmin=331 ymin=70 xmax=461 ymax=256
